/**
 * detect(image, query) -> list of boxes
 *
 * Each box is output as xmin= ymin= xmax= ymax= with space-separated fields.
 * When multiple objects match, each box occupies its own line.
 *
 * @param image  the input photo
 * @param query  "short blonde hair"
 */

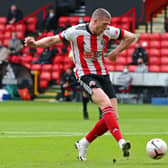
xmin=91 ymin=8 xmax=111 ymax=20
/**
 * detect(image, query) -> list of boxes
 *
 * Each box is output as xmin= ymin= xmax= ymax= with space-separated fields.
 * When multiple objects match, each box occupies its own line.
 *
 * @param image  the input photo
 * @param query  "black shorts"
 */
xmin=78 ymin=74 xmax=116 ymax=99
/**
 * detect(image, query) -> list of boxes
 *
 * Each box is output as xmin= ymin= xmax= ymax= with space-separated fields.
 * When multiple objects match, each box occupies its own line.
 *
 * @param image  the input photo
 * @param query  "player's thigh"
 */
xmin=91 ymin=87 xmax=111 ymax=109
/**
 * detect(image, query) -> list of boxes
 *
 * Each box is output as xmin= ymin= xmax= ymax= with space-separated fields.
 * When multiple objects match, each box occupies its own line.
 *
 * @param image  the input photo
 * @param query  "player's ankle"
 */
xmin=118 ymin=139 xmax=126 ymax=149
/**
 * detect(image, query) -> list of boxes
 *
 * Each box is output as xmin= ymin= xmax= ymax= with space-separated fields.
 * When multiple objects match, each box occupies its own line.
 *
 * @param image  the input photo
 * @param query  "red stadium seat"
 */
xmin=52 ymin=71 xmax=61 ymax=84
xmin=161 ymin=33 xmax=168 ymax=41
xmin=150 ymin=41 xmax=160 ymax=49
xmin=161 ymin=49 xmax=168 ymax=57
xmin=110 ymin=17 xmax=121 ymax=25
xmin=53 ymin=56 xmax=64 ymax=64
xmin=21 ymin=55 xmax=32 ymax=64
xmin=0 ymin=33 xmax=4 ymax=41
xmin=15 ymin=24 xmax=26 ymax=32
xmin=139 ymin=40 xmax=150 ymax=49
xmin=149 ymin=65 xmax=160 ymax=72
xmin=0 ymin=17 xmax=7 ymax=24
xmin=58 ymin=16 xmax=69 ymax=27
xmin=69 ymin=16 xmax=80 ymax=25
xmin=31 ymin=64 xmax=42 ymax=71
xmin=3 ymin=39 xmax=10 ymax=47
xmin=160 ymin=41 xmax=168 ymax=48
xmin=83 ymin=16 xmax=91 ymax=23
xmin=0 ymin=24 xmax=5 ymax=32
xmin=115 ymin=65 xmax=125 ymax=71
xmin=106 ymin=64 xmax=115 ymax=71
xmin=40 ymin=71 xmax=51 ymax=81
xmin=127 ymin=48 xmax=134 ymax=57
xmin=39 ymin=80 xmax=48 ymax=88
xmin=41 ymin=64 xmax=52 ymax=72
xmin=150 ymin=33 xmax=161 ymax=41
xmin=128 ymin=41 xmax=136 ymax=49
xmin=127 ymin=56 xmax=132 ymax=64
xmin=160 ymin=57 xmax=168 ymax=65
xmin=138 ymin=33 xmax=150 ymax=41
xmin=128 ymin=65 xmax=137 ymax=72
xmin=16 ymin=31 xmax=24 ymax=39
xmin=5 ymin=24 xmax=16 ymax=32
xmin=4 ymin=31 xmax=12 ymax=39
xmin=148 ymin=56 xmax=160 ymax=65
xmin=148 ymin=49 xmax=160 ymax=57
xmin=116 ymin=57 xmax=127 ymax=65
xmin=160 ymin=65 xmax=168 ymax=72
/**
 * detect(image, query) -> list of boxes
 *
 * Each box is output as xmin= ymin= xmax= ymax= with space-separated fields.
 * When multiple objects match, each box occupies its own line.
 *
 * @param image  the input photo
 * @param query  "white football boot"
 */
xmin=75 ymin=141 xmax=88 ymax=161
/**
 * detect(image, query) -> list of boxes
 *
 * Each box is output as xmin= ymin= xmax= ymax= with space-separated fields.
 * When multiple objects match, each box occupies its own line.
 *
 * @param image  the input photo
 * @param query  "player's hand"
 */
xmin=24 ymin=37 xmax=37 ymax=48
xmin=108 ymin=51 xmax=118 ymax=62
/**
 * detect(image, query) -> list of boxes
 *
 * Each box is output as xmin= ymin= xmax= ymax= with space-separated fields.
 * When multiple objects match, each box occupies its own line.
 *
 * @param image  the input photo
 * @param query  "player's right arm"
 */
xmin=24 ymin=34 xmax=62 ymax=48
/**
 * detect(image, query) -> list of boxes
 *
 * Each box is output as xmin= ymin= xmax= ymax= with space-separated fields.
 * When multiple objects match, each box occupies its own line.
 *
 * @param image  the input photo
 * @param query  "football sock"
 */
xmin=79 ymin=137 xmax=89 ymax=147
xmin=85 ymin=118 xmax=108 ymax=143
xmin=102 ymin=106 xmax=123 ymax=142
xmin=118 ymin=139 xmax=126 ymax=149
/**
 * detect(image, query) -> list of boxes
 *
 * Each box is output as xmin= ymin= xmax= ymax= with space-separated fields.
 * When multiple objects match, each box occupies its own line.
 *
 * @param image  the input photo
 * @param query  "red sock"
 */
xmin=86 ymin=118 xmax=108 ymax=143
xmin=102 ymin=106 xmax=123 ymax=141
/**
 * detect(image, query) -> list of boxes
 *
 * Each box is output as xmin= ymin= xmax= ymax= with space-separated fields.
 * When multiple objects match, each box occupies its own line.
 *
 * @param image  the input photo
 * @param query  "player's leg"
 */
xmin=110 ymin=98 xmax=119 ymax=119
xmin=82 ymin=91 xmax=89 ymax=119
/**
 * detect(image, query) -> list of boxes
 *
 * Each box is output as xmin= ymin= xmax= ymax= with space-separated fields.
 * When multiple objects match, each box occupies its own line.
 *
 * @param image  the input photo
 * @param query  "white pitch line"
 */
xmin=0 ymin=131 xmax=167 ymax=138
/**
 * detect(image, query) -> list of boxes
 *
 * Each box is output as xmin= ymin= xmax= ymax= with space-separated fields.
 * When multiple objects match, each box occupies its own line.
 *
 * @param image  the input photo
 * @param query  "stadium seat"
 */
xmin=127 ymin=56 xmax=132 ymax=64
xmin=69 ymin=16 xmax=80 ymax=25
xmin=0 ymin=33 xmax=4 ymax=41
xmin=41 ymin=64 xmax=52 ymax=72
xmin=16 ymin=31 xmax=24 ymax=39
xmin=128 ymin=41 xmax=136 ymax=49
xmin=148 ymin=49 xmax=160 ymax=57
xmin=15 ymin=24 xmax=26 ymax=32
xmin=119 ymin=50 xmax=128 ymax=57
xmin=0 ymin=24 xmax=5 ymax=32
xmin=150 ymin=33 xmax=161 ymax=41
xmin=127 ymin=48 xmax=134 ymax=56
xmin=161 ymin=32 xmax=168 ymax=41
xmin=51 ymin=71 xmax=61 ymax=84
xmin=160 ymin=65 xmax=168 ymax=72
xmin=138 ymin=33 xmax=150 ymax=41
xmin=161 ymin=49 xmax=168 ymax=57
xmin=160 ymin=41 xmax=168 ymax=48
xmin=21 ymin=55 xmax=32 ymax=64
xmin=148 ymin=56 xmax=160 ymax=65
xmin=3 ymin=39 xmax=10 ymax=47
xmin=58 ymin=16 xmax=69 ymax=27
xmin=148 ymin=65 xmax=160 ymax=72
xmin=39 ymin=80 xmax=48 ymax=88
xmin=110 ymin=17 xmax=121 ymax=25
xmin=160 ymin=57 xmax=168 ymax=65
xmin=128 ymin=65 xmax=137 ymax=72
xmin=31 ymin=64 xmax=42 ymax=71
xmin=40 ymin=71 xmax=51 ymax=81
xmin=106 ymin=64 xmax=115 ymax=71
xmin=4 ymin=31 xmax=12 ymax=39
xmin=115 ymin=65 xmax=125 ymax=71
xmin=53 ymin=56 xmax=64 ymax=64
xmin=150 ymin=41 xmax=160 ymax=49
xmin=116 ymin=57 xmax=127 ymax=65
xmin=5 ymin=24 xmax=16 ymax=32
xmin=36 ymin=48 xmax=44 ymax=55
xmin=139 ymin=40 xmax=150 ymax=49
xmin=83 ymin=16 xmax=91 ymax=23
xmin=0 ymin=17 xmax=7 ymax=24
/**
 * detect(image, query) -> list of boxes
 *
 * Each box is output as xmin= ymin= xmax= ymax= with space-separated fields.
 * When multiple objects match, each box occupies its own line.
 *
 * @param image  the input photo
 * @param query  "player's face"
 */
xmin=94 ymin=17 xmax=110 ymax=35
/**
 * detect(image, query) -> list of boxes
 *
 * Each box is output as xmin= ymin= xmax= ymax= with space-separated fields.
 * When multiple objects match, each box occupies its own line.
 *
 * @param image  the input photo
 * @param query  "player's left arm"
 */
xmin=108 ymin=30 xmax=136 ymax=62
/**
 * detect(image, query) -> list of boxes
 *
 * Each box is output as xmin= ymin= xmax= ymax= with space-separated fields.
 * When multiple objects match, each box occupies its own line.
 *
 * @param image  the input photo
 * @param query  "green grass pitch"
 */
xmin=0 ymin=101 xmax=168 ymax=168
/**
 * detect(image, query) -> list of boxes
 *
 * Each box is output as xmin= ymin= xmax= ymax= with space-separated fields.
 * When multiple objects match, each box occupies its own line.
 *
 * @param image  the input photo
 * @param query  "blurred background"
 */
xmin=0 ymin=0 xmax=168 ymax=105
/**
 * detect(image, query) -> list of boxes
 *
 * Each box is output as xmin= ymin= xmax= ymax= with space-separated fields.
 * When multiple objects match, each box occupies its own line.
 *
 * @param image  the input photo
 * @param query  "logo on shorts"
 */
xmin=89 ymin=81 xmax=96 ymax=87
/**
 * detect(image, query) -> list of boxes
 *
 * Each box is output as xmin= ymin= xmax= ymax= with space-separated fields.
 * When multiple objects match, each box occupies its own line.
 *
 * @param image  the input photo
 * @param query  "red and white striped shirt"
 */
xmin=59 ymin=23 xmax=124 ymax=78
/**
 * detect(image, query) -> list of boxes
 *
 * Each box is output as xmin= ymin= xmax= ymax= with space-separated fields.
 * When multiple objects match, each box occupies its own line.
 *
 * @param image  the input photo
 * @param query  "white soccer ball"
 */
xmin=146 ymin=138 xmax=167 ymax=159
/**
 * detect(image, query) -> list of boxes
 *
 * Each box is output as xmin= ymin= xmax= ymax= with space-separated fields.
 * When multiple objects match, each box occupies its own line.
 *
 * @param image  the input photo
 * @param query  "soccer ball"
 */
xmin=146 ymin=138 xmax=167 ymax=159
